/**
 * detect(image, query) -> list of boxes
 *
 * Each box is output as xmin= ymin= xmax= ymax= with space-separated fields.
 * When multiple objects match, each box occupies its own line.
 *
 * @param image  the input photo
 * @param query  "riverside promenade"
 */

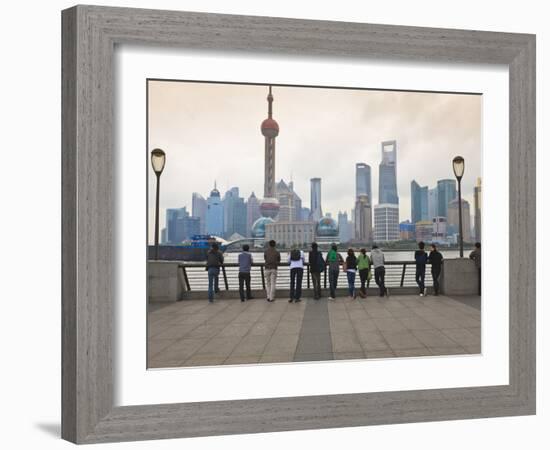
xmin=147 ymin=294 xmax=481 ymax=368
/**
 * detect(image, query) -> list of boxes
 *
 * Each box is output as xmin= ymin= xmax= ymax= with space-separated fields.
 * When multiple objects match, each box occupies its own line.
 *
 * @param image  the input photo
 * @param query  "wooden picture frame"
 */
xmin=61 ymin=5 xmax=536 ymax=443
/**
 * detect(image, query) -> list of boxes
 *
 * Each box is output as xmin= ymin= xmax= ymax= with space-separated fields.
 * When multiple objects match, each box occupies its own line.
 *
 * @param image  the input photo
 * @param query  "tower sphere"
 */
xmin=259 ymin=197 xmax=280 ymax=219
xmin=261 ymin=118 xmax=279 ymax=138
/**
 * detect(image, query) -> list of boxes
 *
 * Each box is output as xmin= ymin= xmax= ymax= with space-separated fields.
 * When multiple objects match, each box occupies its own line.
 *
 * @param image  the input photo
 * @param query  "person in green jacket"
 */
xmin=327 ymin=243 xmax=343 ymax=300
xmin=357 ymin=248 xmax=371 ymax=298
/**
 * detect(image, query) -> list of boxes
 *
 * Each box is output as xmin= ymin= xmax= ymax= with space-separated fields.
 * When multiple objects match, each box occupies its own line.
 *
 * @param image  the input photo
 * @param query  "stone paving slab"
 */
xmin=147 ymin=294 xmax=481 ymax=368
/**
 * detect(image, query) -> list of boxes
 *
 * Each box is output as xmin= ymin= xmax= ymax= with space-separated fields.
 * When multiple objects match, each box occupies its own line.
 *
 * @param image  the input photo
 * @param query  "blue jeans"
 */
xmin=415 ymin=265 xmax=426 ymax=294
xmin=346 ymin=271 xmax=356 ymax=296
xmin=207 ymin=267 xmax=220 ymax=301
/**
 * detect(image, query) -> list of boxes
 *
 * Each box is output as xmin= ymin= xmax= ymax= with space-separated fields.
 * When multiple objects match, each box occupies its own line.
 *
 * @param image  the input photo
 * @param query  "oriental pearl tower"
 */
xmin=251 ymin=86 xmax=280 ymax=238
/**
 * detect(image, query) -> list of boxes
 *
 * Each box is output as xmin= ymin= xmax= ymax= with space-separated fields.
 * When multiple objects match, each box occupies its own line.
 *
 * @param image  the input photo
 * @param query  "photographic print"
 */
xmin=146 ymin=80 xmax=482 ymax=369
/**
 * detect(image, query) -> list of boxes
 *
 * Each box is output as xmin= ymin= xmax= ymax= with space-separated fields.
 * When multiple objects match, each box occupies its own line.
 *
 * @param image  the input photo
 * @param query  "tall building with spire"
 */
xmin=206 ymin=182 xmax=224 ymax=236
xmin=258 ymin=85 xmax=280 ymax=219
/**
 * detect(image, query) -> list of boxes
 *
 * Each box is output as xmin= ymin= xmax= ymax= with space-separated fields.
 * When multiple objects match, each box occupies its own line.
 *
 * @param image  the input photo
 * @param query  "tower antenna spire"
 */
xmin=267 ymin=85 xmax=273 ymax=118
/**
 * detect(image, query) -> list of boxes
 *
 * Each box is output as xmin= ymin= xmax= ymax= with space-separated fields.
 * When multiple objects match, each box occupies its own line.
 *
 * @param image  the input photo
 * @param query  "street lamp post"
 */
xmin=452 ymin=156 xmax=465 ymax=257
xmin=151 ymin=148 xmax=166 ymax=260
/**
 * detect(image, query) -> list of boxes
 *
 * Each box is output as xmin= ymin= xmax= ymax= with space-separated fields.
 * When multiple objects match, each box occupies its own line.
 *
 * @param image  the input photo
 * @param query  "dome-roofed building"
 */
xmin=251 ymin=216 xmax=275 ymax=238
xmin=316 ymin=216 xmax=339 ymax=237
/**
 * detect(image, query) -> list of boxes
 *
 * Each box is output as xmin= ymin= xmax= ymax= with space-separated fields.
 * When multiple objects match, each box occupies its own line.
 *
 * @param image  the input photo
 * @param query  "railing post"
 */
xmin=181 ymin=265 xmax=191 ymax=291
xmin=260 ymin=265 xmax=266 ymax=291
xmin=400 ymin=263 xmax=407 ymax=287
xmin=221 ymin=265 xmax=229 ymax=291
xmin=307 ymin=264 xmax=310 ymax=289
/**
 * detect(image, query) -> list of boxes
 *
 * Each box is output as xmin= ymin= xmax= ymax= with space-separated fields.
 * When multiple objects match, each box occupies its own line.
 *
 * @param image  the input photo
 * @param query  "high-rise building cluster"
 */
xmin=159 ymin=86 xmax=480 ymax=247
xmin=406 ymin=176 xmax=479 ymax=245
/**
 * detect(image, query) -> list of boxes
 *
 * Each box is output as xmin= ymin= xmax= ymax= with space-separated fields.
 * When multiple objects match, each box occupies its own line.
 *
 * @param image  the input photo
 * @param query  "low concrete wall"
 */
xmin=441 ymin=258 xmax=479 ymax=296
xmin=148 ymin=261 xmax=187 ymax=303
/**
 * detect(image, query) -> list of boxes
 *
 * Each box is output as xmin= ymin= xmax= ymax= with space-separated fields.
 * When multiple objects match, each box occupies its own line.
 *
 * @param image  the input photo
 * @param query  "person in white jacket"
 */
xmin=370 ymin=245 xmax=388 ymax=297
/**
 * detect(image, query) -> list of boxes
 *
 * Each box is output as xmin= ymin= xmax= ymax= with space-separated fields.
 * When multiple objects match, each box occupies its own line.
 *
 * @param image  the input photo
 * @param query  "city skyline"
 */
xmin=148 ymin=80 xmax=481 ymax=242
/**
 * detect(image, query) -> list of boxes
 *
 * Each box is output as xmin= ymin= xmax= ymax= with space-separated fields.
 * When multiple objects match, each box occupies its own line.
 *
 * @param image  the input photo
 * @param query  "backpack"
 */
xmin=415 ymin=250 xmax=428 ymax=265
xmin=290 ymin=249 xmax=301 ymax=261
xmin=318 ymin=253 xmax=326 ymax=272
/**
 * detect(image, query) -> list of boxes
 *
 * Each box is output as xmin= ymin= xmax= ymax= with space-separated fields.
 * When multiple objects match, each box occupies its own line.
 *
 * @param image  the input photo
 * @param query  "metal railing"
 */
xmin=177 ymin=261 xmax=433 ymax=292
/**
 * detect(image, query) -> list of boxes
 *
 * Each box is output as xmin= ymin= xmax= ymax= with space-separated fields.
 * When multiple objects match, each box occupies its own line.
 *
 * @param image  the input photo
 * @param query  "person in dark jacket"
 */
xmin=345 ymin=248 xmax=358 ymax=299
xmin=206 ymin=243 xmax=224 ymax=303
xmin=469 ymin=242 xmax=481 ymax=295
xmin=238 ymin=244 xmax=254 ymax=302
xmin=308 ymin=242 xmax=324 ymax=300
xmin=414 ymin=241 xmax=429 ymax=296
xmin=428 ymin=243 xmax=444 ymax=296
xmin=326 ymin=243 xmax=344 ymax=300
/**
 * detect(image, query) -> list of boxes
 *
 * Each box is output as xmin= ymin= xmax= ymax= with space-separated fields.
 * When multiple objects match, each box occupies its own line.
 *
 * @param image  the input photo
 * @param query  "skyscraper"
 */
xmin=378 ymin=140 xmax=399 ymax=205
xmin=432 ymin=217 xmax=447 ymax=244
xmin=437 ymin=179 xmax=457 ymax=218
xmin=246 ymin=192 xmax=261 ymax=237
xmin=223 ymin=187 xmax=247 ymax=239
xmin=310 ymin=177 xmax=323 ymax=222
xmin=447 ymin=198 xmax=471 ymax=243
xmin=428 ymin=187 xmax=438 ymax=220
xmin=288 ymin=181 xmax=303 ymax=221
xmin=165 ymin=207 xmax=200 ymax=244
xmin=192 ymin=192 xmax=207 ymax=234
xmin=411 ymin=180 xmax=429 ymax=223
xmin=355 ymin=163 xmax=372 ymax=202
xmin=474 ymin=177 xmax=482 ymax=242
xmin=206 ymin=183 xmax=224 ymax=236
xmin=399 ymin=220 xmax=415 ymax=240
xmin=276 ymin=179 xmax=302 ymax=222
xmin=338 ymin=211 xmax=352 ymax=243
xmin=374 ymin=204 xmax=400 ymax=242
xmin=354 ymin=194 xmax=373 ymax=242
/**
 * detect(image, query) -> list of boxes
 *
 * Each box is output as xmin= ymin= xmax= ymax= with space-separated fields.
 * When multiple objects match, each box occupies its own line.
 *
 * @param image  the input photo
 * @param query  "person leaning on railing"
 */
xmin=264 ymin=240 xmax=281 ymax=302
xmin=371 ymin=245 xmax=389 ymax=298
xmin=428 ymin=243 xmax=443 ymax=296
xmin=469 ymin=242 xmax=482 ymax=296
xmin=308 ymin=242 xmax=325 ymax=300
xmin=327 ymin=243 xmax=344 ymax=300
xmin=238 ymin=244 xmax=254 ymax=302
xmin=288 ymin=246 xmax=305 ymax=303
xmin=357 ymin=248 xmax=371 ymax=298
xmin=205 ymin=243 xmax=224 ymax=303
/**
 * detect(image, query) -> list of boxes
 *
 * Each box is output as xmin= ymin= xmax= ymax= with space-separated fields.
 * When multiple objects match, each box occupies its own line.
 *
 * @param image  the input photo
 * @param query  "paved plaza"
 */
xmin=147 ymin=294 xmax=481 ymax=368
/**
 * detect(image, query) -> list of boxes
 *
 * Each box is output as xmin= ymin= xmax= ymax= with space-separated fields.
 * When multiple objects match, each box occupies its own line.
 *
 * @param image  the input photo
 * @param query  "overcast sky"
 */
xmin=148 ymin=80 xmax=481 ymax=240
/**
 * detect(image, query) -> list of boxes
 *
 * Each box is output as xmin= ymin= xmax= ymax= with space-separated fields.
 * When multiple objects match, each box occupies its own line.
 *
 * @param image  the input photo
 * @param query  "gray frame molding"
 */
xmin=62 ymin=5 xmax=536 ymax=444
